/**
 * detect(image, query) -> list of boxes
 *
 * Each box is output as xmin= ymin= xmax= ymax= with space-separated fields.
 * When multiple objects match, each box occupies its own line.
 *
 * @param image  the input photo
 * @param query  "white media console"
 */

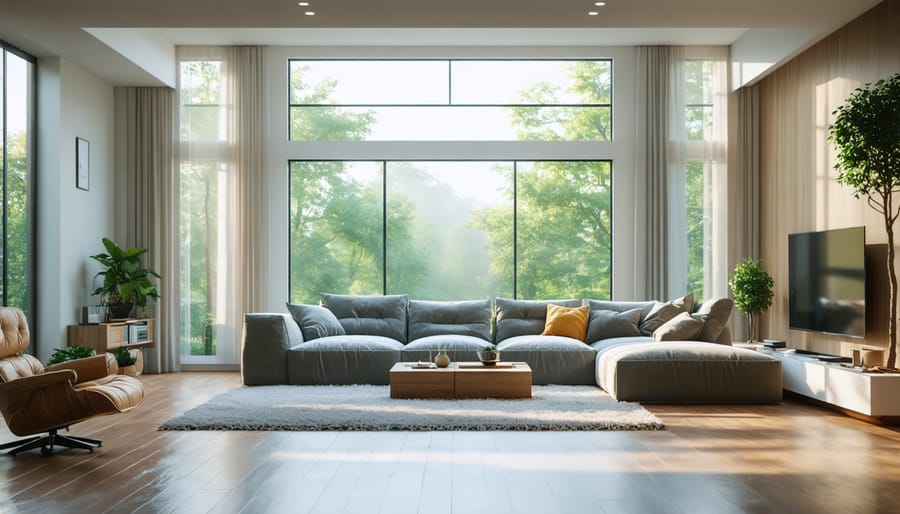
xmin=762 ymin=348 xmax=900 ymax=423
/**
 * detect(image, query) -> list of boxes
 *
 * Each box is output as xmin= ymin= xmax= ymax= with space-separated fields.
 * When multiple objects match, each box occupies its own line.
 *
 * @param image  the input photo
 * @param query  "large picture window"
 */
xmin=288 ymin=59 xmax=612 ymax=141
xmin=289 ymin=160 xmax=611 ymax=303
xmin=1 ymin=44 xmax=34 ymax=318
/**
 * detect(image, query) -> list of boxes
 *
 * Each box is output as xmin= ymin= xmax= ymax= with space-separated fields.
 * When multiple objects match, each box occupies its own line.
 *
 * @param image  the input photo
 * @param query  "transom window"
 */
xmin=288 ymin=59 xmax=612 ymax=141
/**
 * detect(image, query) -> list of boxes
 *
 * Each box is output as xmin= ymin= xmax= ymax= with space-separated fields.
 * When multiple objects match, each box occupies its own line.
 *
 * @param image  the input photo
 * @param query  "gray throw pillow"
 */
xmin=585 ymin=308 xmax=642 ymax=343
xmin=286 ymin=303 xmax=346 ymax=341
xmin=652 ymin=312 xmax=705 ymax=341
xmin=693 ymin=297 xmax=734 ymax=343
xmin=638 ymin=294 xmax=694 ymax=336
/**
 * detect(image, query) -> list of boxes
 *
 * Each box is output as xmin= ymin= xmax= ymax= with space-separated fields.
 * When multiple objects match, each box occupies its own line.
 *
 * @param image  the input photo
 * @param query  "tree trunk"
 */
xmin=886 ymin=206 xmax=897 ymax=368
xmin=747 ymin=312 xmax=758 ymax=344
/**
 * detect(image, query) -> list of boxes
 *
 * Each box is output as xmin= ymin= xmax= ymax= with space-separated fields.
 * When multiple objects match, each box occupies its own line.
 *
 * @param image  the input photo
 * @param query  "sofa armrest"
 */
xmin=241 ymin=313 xmax=303 ymax=385
xmin=44 ymin=354 xmax=110 ymax=383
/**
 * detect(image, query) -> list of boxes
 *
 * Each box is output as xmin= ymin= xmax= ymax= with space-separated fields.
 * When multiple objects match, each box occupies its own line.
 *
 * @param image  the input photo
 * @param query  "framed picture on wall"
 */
xmin=76 ymin=137 xmax=89 ymax=191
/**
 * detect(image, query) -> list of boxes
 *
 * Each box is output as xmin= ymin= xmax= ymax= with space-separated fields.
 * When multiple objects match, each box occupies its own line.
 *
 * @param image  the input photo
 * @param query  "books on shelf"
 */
xmin=125 ymin=321 xmax=150 ymax=345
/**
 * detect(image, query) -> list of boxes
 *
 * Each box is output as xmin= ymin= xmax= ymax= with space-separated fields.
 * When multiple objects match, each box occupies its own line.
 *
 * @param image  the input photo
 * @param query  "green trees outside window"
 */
xmin=1 ymin=48 xmax=34 ymax=317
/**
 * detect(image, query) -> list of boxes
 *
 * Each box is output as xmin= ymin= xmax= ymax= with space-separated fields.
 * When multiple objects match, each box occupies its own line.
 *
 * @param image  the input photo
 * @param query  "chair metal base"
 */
xmin=0 ymin=428 xmax=102 ymax=456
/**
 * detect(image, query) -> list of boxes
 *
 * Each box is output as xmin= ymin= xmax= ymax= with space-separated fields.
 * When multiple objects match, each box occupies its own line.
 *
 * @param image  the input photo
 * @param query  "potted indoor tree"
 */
xmin=729 ymin=258 xmax=774 ymax=343
xmin=90 ymin=237 xmax=161 ymax=320
xmin=829 ymin=73 xmax=900 ymax=368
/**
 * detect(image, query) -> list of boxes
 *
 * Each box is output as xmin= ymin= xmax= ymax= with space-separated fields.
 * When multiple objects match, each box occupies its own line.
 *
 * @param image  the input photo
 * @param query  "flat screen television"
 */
xmin=788 ymin=226 xmax=866 ymax=338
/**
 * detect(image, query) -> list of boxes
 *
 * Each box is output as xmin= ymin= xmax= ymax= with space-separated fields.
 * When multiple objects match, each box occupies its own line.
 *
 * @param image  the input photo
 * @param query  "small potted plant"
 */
xmin=46 ymin=345 xmax=97 ymax=366
xmin=110 ymin=346 xmax=141 ymax=377
xmin=90 ymin=237 xmax=161 ymax=320
xmin=729 ymin=258 xmax=775 ymax=343
xmin=477 ymin=344 xmax=501 ymax=366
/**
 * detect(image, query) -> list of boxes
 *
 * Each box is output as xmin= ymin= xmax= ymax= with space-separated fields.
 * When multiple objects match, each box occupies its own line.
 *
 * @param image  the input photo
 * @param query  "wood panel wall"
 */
xmin=758 ymin=0 xmax=900 ymax=357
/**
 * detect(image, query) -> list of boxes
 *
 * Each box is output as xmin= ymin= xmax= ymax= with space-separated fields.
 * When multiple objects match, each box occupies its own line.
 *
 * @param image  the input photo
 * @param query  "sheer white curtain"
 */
xmin=636 ymin=46 xmax=729 ymax=302
xmin=177 ymin=46 xmax=266 ymax=366
xmin=671 ymin=46 xmax=729 ymax=300
xmin=121 ymin=87 xmax=179 ymax=373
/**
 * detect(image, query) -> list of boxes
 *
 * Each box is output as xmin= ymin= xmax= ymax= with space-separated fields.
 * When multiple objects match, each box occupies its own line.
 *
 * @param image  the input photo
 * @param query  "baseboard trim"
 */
xmin=180 ymin=364 xmax=241 ymax=372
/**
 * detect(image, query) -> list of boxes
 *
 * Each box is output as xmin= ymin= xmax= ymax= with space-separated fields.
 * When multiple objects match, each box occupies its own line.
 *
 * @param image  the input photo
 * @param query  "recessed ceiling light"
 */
xmin=298 ymin=2 xmax=309 ymax=5
xmin=588 ymin=11 xmax=599 ymax=16
xmin=305 ymin=11 xmax=315 ymax=15
xmin=594 ymin=2 xmax=606 ymax=6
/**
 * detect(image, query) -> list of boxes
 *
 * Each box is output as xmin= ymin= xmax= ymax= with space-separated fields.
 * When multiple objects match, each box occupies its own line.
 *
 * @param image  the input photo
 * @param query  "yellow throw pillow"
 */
xmin=541 ymin=304 xmax=590 ymax=341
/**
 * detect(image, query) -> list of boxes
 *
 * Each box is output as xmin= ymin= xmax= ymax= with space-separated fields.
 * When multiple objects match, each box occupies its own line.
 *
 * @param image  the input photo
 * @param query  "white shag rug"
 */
xmin=159 ymin=385 xmax=664 ymax=431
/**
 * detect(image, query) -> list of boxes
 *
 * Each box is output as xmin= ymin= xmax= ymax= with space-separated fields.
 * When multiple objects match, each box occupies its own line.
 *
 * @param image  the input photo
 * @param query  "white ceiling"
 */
xmin=0 ymin=0 xmax=882 ymax=87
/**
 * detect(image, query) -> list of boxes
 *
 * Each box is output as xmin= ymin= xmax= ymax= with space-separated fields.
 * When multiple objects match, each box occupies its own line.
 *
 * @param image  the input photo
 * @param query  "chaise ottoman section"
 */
xmin=595 ymin=340 xmax=782 ymax=403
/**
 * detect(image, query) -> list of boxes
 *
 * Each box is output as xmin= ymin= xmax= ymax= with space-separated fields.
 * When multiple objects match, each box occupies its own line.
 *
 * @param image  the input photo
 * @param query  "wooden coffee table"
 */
xmin=389 ymin=361 xmax=532 ymax=399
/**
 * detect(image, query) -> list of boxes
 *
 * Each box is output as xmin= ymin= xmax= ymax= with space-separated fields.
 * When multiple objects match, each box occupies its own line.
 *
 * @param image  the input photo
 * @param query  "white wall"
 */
xmin=36 ymin=57 xmax=115 ymax=359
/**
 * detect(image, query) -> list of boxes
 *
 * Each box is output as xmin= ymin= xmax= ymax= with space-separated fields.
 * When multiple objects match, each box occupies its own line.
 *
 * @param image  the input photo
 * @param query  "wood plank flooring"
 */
xmin=2 ymin=372 xmax=900 ymax=513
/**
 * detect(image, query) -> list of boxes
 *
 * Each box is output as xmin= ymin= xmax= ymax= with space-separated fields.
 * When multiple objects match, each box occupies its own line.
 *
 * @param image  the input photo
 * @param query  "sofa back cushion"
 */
xmin=408 ymin=299 xmax=492 ymax=342
xmin=320 ymin=293 xmax=408 ymax=342
xmin=584 ymin=299 xmax=658 ymax=320
xmin=494 ymin=298 xmax=581 ymax=342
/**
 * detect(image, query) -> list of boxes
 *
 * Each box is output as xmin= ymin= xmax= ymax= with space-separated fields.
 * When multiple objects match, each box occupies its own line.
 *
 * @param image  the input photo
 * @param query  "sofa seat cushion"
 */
xmin=495 ymin=335 xmax=597 ymax=385
xmin=294 ymin=334 xmax=404 ymax=351
xmin=498 ymin=335 xmax=592 ymax=351
xmin=402 ymin=335 xmax=494 ymax=362
xmin=287 ymin=335 xmax=402 ymax=385
xmin=595 ymin=341 xmax=782 ymax=403
xmin=320 ymin=293 xmax=408 ymax=342
xmin=590 ymin=336 xmax=655 ymax=352
xmin=408 ymin=299 xmax=492 ymax=342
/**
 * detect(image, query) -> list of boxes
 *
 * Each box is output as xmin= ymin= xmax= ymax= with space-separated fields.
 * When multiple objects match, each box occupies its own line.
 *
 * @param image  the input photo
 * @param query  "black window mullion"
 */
xmin=513 ymin=161 xmax=518 ymax=299
xmin=2 ymin=49 xmax=8 ymax=307
xmin=382 ymin=161 xmax=387 ymax=295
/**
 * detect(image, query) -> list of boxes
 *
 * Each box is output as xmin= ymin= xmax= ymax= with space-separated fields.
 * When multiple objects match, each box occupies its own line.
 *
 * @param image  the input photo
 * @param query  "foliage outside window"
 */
xmin=179 ymin=60 xmax=223 ymax=358
xmin=287 ymin=59 xmax=614 ymax=303
xmin=1 ymin=46 xmax=34 ymax=318
xmin=288 ymin=59 xmax=612 ymax=141
xmin=682 ymin=58 xmax=723 ymax=301
xmin=289 ymin=160 xmax=611 ymax=304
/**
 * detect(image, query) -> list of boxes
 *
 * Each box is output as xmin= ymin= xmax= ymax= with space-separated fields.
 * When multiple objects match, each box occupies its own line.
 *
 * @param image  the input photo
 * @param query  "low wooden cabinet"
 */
xmin=67 ymin=318 xmax=154 ymax=353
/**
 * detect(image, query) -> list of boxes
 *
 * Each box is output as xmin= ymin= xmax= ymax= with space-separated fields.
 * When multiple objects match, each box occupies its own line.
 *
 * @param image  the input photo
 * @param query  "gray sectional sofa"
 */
xmin=241 ymin=293 xmax=782 ymax=402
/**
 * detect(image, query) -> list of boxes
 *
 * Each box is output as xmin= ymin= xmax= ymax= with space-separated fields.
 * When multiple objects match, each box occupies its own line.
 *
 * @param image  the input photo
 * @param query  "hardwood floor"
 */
xmin=2 ymin=372 xmax=900 ymax=514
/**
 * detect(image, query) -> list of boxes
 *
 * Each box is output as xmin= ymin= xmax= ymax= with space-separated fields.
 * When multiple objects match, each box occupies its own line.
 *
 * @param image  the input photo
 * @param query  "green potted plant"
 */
xmin=729 ymin=258 xmax=774 ymax=343
xmin=477 ymin=344 xmax=501 ymax=366
xmin=110 ymin=346 xmax=140 ymax=377
xmin=90 ymin=237 xmax=161 ymax=320
xmin=47 ymin=345 xmax=97 ymax=366
xmin=829 ymin=73 xmax=900 ymax=367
